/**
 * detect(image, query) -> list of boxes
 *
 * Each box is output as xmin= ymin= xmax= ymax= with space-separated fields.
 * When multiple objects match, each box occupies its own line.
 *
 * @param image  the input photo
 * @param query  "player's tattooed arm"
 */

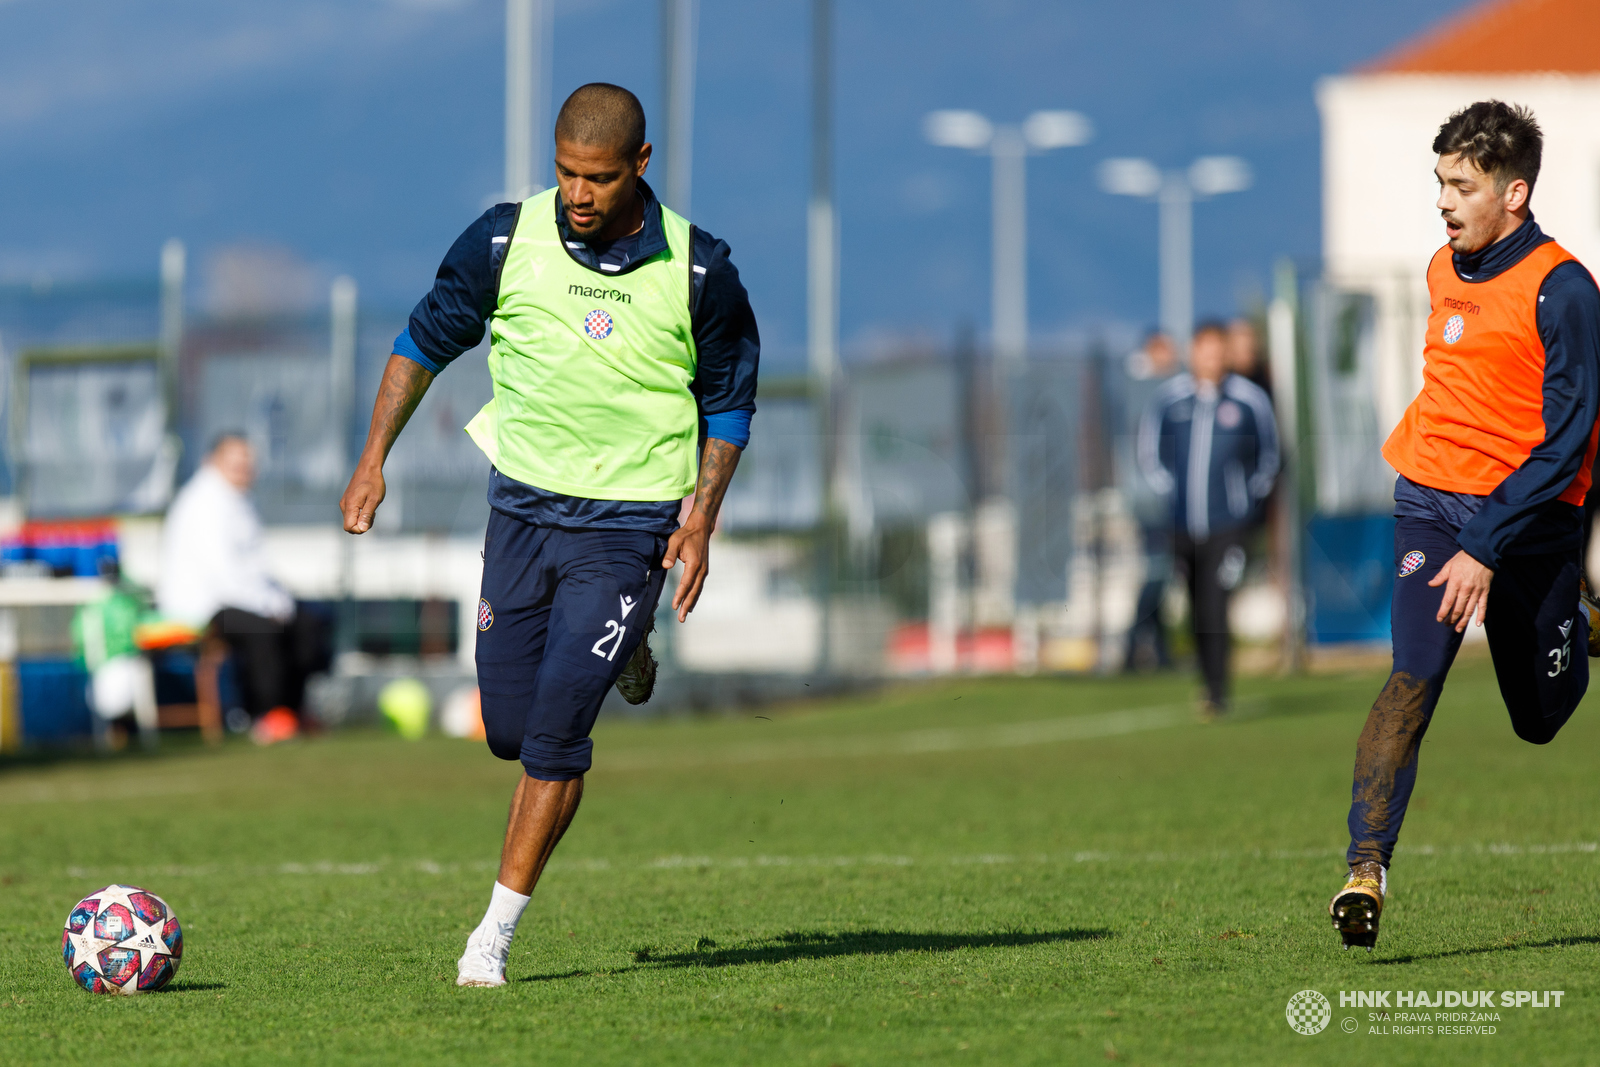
xmin=340 ymin=354 xmax=436 ymax=535
xmin=663 ymin=437 xmax=743 ymax=622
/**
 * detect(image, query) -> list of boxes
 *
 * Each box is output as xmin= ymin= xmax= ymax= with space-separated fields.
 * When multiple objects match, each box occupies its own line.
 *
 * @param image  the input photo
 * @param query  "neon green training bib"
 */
xmin=465 ymin=187 xmax=699 ymax=500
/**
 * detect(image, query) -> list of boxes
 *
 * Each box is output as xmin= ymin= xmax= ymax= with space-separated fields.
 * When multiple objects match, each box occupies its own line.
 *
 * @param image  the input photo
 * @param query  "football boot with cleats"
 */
xmin=614 ymin=617 xmax=658 ymax=705
xmin=1329 ymin=860 xmax=1386 ymax=951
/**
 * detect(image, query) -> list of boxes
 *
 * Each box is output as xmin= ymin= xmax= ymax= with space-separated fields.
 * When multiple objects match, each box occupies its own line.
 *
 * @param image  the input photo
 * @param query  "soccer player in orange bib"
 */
xmin=1330 ymin=101 xmax=1600 ymax=950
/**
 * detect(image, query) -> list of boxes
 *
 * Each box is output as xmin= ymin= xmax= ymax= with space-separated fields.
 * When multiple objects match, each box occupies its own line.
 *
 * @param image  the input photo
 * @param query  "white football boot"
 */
xmin=456 ymin=920 xmax=515 ymax=987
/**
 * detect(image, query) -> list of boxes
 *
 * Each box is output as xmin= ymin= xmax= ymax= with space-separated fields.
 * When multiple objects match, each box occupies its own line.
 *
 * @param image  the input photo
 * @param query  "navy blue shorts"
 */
xmin=1346 ymin=516 xmax=1588 ymax=867
xmin=475 ymin=511 xmax=668 ymax=781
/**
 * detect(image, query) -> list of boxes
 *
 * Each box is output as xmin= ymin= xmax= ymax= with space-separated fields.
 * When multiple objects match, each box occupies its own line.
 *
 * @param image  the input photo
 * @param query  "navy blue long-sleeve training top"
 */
xmin=1138 ymin=372 xmax=1279 ymax=541
xmin=1395 ymin=217 xmax=1600 ymax=570
xmin=394 ymin=178 xmax=759 ymax=532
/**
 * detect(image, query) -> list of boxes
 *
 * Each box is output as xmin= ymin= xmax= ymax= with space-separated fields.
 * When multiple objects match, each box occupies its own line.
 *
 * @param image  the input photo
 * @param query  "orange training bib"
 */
xmin=1383 ymin=240 xmax=1597 ymax=506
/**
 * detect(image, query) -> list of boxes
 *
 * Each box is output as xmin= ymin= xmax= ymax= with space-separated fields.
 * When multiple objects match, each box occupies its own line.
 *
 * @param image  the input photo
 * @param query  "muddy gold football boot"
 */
xmin=1329 ymin=860 xmax=1386 ymax=951
xmin=614 ymin=617 xmax=657 ymax=705
xmin=1579 ymin=579 xmax=1600 ymax=658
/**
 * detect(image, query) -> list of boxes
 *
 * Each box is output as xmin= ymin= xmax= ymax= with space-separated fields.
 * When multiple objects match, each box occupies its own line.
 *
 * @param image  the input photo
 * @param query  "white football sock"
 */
xmin=476 ymin=881 xmax=531 ymax=941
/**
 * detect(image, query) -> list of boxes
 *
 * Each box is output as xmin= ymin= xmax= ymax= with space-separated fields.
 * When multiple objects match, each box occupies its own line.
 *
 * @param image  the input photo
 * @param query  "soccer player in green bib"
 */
xmin=339 ymin=84 xmax=758 ymax=986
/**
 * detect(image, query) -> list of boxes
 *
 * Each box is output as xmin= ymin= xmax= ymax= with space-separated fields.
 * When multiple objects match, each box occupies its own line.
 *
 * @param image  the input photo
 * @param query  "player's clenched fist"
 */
xmin=340 ymin=465 xmax=385 ymax=535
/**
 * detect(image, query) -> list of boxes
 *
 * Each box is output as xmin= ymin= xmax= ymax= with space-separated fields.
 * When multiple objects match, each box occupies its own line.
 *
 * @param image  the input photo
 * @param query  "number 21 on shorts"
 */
xmin=591 ymin=594 xmax=641 ymax=661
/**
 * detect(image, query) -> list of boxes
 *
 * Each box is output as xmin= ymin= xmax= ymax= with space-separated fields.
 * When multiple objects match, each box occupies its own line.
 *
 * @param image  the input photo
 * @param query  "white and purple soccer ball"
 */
xmin=61 ymin=884 xmax=183 ymax=994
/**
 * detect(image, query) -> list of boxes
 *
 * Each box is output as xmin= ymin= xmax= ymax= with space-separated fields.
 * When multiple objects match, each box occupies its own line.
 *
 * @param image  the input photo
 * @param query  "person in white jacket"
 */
xmin=158 ymin=434 xmax=325 ymax=741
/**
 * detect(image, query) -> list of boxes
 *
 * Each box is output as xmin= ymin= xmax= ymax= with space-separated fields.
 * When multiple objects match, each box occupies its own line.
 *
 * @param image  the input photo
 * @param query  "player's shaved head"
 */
xmin=555 ymin=83 xmax=647 ymax=157
xmin=552 ymin=84 xmax=653 ymax=242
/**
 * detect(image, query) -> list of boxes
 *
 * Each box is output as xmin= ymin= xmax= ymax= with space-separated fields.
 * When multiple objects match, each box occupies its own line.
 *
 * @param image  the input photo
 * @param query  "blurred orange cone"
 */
xmin=251 ymin=707 xmax=299 ymax=745
xmin=441 ymin=685 xmax=485 ymax=740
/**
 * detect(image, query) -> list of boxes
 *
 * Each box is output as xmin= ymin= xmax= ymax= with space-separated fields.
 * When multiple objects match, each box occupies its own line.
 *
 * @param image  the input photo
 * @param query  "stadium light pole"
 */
xmin=808 ymin=0 xmax=838 ymax=398
xmin=659 ymin=0 xmax=699 ymax=216
xmin=158 ymin=238 xmax=185 ymax=439
xmin=1099 ymin=155 xmax=1253 ymax=354
xmin=923 ymin=109 xmax=1093 ymax=367
xmin=331 ymin=275 xmax=360 ymax=658
xmin=505 ymin=0 xmax=553 ymax=201
xmin=924 ymin=109 xmax=1089 ymax=677
xmin=808 ymin=0 xmax=839 ymax=676
xmin=330 ymin=276 xmax=358 ymax=478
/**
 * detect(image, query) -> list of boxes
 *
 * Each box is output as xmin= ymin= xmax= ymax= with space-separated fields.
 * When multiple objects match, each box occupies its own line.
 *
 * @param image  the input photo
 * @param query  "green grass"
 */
xmin=2 ymin=654 xmax=1598 ymax=1065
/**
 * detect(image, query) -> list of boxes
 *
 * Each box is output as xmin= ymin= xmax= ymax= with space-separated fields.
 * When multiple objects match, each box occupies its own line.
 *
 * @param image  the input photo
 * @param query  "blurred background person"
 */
xmin=1226 ymin=317 xmax=1271 ymax=394
xmin=1139 ymin=322 xmax=1279 ymax=714
xmin=158 ymin=433 xmax=328 ymax=744
xmin=1122 ymin=329 xmax=1180 ymax=671
xmin=73 ymin=565 xmax=159 ymax=750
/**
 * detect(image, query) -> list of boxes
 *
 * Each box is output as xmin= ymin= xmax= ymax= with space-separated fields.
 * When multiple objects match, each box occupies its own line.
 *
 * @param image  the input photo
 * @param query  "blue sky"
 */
xmin=0 ymin=0 xmax=1468 ymax=369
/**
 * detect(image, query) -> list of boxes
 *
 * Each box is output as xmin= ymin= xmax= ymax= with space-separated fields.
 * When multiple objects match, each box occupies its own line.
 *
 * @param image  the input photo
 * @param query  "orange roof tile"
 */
xmin=1364 ymin=0 xmax=1600 ymax=74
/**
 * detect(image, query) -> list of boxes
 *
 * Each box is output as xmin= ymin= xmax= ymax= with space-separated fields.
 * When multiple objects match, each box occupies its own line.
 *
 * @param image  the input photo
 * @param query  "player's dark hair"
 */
xmin=1193 ymin=320 xmax=1228 ymax=342
xmin=554 ymin=83 xmax=647 ymax=156
xmin=1432 ymin=100 xmax=1541 ymax=193
xmin=208 ymin=431 xmax=249 ymax=455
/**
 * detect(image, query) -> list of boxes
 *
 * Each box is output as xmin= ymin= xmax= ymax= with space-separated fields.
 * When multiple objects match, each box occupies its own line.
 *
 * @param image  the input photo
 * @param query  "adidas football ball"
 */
xmin=61 ymin=885 xmax=183 ymax=994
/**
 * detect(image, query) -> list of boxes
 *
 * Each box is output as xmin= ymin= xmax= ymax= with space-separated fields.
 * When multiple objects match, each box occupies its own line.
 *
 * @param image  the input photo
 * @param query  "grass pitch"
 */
xmin=2 ymin=654 xmax=1598 ymax=1065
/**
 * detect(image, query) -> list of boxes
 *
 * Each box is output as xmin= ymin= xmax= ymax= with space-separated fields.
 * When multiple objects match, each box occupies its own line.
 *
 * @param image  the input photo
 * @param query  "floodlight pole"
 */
xmin=926 ymin=112 xmax=1088 ymax=369
xmin=330 ymin=275 xmax=360 ymax=658
xmin=808 ymin=0 xmax=838 ymax=399
xmin=990 ymin=126 xmax=1028 ymax=367
xmin=158 ymin=238 xmax=185 ymax=437
xmin=1268 ymin=259 xmax=1306 ymax=673
xmin=1102 ymin=157 xmax=1250 ymax=356
xmin=808 ymin=0 xmax=838 ymax=676
xmin=1158 ymin=174 xmax=1193 ymax=356
xmin=660 ymin=0 xmax=699 ymax=216
xmin=505 ymin=0 xmax=551 ymax=201
xmin=330 ymin=276 xmax=358 ymax=477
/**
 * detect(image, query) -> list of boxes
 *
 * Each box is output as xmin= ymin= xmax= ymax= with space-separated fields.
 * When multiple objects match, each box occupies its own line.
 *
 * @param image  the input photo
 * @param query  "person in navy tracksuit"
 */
xmin=1139 ymin=321 xmax=1279 ymax=713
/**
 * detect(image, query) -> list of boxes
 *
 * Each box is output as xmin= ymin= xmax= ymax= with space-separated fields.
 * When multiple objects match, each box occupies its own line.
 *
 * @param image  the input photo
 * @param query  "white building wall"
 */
xmin=1319 ymin=73 xmax=1600 ymax=434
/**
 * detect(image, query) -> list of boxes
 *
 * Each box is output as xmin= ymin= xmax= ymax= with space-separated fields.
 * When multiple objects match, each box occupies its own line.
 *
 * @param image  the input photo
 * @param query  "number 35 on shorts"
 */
xmin=1548 ymin=638 xmax=1572 ymax=678
xmin=591 ymin=594 xmax=641 ymax=662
